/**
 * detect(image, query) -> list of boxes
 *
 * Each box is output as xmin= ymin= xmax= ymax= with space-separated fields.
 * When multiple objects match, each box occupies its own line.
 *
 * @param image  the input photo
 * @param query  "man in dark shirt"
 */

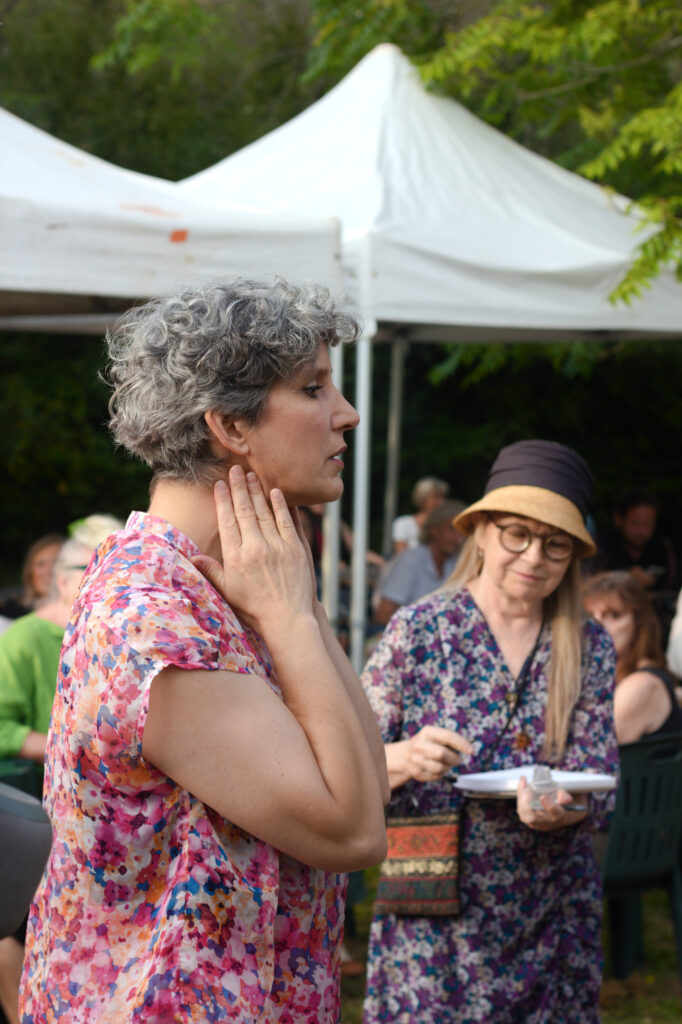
xmin=594 ymin=489 xmax=677 ymax=633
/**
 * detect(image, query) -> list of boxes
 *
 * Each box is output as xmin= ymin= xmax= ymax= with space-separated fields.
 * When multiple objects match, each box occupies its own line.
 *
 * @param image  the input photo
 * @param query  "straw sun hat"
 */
xmin=453 ymin=440 xmax=597 ymax=558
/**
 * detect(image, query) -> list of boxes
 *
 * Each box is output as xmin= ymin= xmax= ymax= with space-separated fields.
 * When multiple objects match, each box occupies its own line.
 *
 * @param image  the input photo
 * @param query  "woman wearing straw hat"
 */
xmin=362 ymin=440 xmax=618 ymax=1024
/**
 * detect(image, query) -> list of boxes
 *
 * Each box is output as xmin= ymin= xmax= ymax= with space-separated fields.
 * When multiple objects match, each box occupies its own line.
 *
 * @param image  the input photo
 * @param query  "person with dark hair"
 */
xmin=594 ymin=489 xmax=676 ymax=603
xmin=19 ymin=278 xmax=388 ymax=1024
xmin=374 ymin=500 xmax=466 ymax=625
xmin=362 ymin=440 xmax=617 ymax=1024
xmin=583 ymin=571 xmax=682 ymax=743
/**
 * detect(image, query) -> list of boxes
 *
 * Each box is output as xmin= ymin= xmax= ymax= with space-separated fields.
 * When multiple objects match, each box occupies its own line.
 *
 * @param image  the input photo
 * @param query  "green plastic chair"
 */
xmin=601 ymin=731 xmax=682 ymax=987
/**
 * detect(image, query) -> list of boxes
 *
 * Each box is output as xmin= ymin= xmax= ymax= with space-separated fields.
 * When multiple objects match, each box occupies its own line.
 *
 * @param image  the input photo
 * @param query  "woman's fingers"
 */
xmin=419 ymin=740 xmax=459 ymax=767
xmin=225 ymin=468 xmax=296 ymax=550
xmin=270 ymin=488 xmax=298 ymax=541
xmin=213 ymin=477 xmax=242 ymax=548
xmin=244 ymin=472 xmax=280 ymax=539
xmin=417 ymin=725 xmax=474 ymax=759
xmin=226 ymin=466 xmax=261 ymax=539
xmin=516 ymin=777 xmax=585 ymax=831
xmin=407 ymin=726 xmax=472 ymax=782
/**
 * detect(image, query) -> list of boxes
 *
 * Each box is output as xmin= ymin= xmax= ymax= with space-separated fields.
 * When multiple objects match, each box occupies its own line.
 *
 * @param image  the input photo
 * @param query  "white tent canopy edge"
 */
xmin=0 ymin=104 xmax=343 ymax=328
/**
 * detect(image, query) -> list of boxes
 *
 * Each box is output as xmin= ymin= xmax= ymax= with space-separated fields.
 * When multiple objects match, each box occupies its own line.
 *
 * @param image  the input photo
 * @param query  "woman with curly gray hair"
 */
xmin=20 ymin=279 xmax=389 ymax=1024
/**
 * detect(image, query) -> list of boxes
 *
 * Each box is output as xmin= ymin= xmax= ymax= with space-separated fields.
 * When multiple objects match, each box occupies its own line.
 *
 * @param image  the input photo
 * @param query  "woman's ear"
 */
xmin=204 ymin=409 xmax=250 ymax=456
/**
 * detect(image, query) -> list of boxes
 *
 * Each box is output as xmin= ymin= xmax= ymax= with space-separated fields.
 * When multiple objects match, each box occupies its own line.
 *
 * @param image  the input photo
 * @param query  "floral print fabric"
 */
xmin=362 ymin=587 xmax=618 ymax=1024
xmin=20 ymin=512 xmax=346 ymax=1024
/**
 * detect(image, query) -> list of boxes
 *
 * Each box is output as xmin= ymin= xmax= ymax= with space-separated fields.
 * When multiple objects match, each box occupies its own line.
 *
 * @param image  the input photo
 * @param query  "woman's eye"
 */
xmin=547 ymin=537 xmax=571 ymax=553
xmin=303 ymin=384 xmax=323 ymax=397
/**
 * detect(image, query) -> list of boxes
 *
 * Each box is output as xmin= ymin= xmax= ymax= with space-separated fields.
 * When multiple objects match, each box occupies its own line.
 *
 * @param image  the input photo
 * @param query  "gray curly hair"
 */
xmin=105 ymin=278 xmax=360 ymax=484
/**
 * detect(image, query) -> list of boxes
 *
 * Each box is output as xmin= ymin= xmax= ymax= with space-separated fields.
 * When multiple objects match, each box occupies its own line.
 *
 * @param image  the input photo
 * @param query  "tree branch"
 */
xmin=518 ymin=34 xmax=682 ymax=101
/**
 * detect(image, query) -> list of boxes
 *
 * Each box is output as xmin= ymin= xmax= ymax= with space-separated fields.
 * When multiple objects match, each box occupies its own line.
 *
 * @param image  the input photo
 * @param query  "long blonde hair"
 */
xmin=444 ymin=534 xmax=584 ymax=761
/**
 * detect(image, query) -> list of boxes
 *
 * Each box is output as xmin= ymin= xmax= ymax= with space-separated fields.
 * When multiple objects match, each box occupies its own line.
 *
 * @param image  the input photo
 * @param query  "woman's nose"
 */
xmin=334 ymin=390 xmax=360 ymax=431
xmin=523 ymin=537 xmax=546 ymax=564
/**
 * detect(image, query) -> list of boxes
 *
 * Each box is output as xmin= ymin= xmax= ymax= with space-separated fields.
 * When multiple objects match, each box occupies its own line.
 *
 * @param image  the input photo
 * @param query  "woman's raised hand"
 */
xmin=404 ymin=725 xmax=473 ymax=783
xmin=192 ymin=466 xmax=314 ymax=634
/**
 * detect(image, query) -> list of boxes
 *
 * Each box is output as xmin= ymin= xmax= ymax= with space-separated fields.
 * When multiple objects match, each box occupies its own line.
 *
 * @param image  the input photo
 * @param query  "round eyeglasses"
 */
xmin=491 ymin=520 xmax=574 ymax=562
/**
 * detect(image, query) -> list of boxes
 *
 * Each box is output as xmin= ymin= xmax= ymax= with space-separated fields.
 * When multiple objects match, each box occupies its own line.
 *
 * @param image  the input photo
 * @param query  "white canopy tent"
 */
xmin=0 ymin=106 xmax=342 ymax=330
xmin=179 ymin=43 xmax=682 ymax=669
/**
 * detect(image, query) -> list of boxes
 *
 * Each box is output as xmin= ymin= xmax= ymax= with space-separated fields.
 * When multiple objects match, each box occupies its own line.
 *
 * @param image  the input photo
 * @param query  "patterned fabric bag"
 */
xmin=374 ymin=810 xmax=461 ymax=916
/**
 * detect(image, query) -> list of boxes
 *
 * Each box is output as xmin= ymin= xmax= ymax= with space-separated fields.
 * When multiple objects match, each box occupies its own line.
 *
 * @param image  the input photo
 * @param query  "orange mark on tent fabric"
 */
xmin=170 ymin=229 xmax=189 ymax=243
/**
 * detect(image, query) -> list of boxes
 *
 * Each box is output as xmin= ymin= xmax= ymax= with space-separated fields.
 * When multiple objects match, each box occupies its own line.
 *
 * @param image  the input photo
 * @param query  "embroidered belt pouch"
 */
xmin=374 ymin=810 xmax=460 ymax=917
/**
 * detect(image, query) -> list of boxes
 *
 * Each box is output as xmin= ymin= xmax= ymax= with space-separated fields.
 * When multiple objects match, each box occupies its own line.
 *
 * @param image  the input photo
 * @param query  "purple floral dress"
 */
xmin=20 ymin=512 xmax=346 ymax=1023
xmin=361 ymin=587 xmax=617 ymax=1024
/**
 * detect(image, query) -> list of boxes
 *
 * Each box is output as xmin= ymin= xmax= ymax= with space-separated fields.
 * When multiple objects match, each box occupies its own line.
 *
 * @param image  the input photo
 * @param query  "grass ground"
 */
xmin=341 ymin=883 xmax=681 ymax=1024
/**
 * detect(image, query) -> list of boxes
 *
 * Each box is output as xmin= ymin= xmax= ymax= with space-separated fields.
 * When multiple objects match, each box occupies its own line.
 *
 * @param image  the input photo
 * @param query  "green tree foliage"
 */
xmin=0 ymin=334 xmax=151 ymax=581
xmin=308 ymin=0 xmax=682 ymax=304
xmin=0 ymin=0 xmax=321 ymax=178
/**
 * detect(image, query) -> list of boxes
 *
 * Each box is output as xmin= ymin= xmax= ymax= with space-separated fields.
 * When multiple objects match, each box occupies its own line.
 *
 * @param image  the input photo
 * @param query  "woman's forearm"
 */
xmin=262 ymin=611 xmax=388 ymax=859
xmin=314 ymin=601 xmax=390 ymax=802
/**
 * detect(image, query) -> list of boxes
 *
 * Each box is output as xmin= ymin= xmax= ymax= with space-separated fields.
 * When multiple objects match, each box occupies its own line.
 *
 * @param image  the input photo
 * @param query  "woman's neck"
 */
xmin=468 ymin=575 xmax=544 ymax=679
xmin=148 ymin=479 xmax=223 ymax=561
xmin=35 ymin=600 xmax=72 ymax=630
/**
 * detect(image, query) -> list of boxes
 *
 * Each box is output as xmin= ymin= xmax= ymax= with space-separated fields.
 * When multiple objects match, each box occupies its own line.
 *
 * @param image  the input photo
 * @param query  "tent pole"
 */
xmin=321 ymin=343 xmax=343 ymax=630
xmin=381 ymin=335 xmax=407 ymax=556
xmin=350 ymin=322 xmax=376 ymax=673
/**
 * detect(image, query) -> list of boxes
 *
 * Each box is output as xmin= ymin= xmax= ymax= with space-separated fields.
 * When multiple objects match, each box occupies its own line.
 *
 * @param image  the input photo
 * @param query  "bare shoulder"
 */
xmin=621 ymin=666 xmax=667 ymax=696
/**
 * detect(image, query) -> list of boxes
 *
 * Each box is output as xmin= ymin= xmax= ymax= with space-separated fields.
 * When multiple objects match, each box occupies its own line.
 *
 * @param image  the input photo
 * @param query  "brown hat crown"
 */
xmin=484 ymin=441 xmax=592 ymax=518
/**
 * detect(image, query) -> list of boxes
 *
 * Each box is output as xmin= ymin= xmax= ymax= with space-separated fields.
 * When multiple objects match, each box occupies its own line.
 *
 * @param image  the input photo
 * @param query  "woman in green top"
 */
xmin=0 ymin=537 xmax=90 ymax=1024
xmin=0 ymin=538 xmax=91 ymax=765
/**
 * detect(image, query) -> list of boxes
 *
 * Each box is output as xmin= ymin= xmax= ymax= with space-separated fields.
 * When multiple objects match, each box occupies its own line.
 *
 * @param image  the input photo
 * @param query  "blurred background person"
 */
xmin=0 ymin=516 xmax=122 ymax=1024
xmin=665 ymin=588 xmax=682 ymax=697
xmin=21 ymin=534 xmax=65 ymax=613
xmin=0 ymin=538 xmax=91 ymax=770
xmin=592 ymin=488 xmax=677 ymax=638
xmin=0 ymin=534 xmax=65 ymax=629
xmin=391 ymin=476 xmax=450 ymax=555
xmin=583 ymin=571 xmax=682 ymax=743
xmin=374 ymin=500 xmax=466 ymax=626
xmin=68 ymin=513 xmax=123 ymax=550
